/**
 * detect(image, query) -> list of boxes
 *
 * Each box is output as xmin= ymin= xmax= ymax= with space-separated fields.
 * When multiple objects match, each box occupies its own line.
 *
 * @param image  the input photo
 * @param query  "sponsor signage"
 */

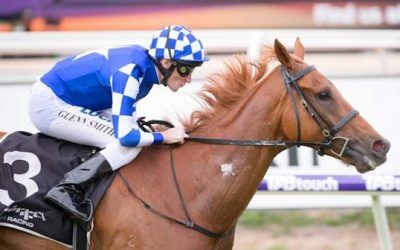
xmin=0 ymin=205 xmax=46 ymax=229
xmin=259 ymin=175 xmax=400 ymax=192
xmin=2 ymin=1 xmax=398 ymax=30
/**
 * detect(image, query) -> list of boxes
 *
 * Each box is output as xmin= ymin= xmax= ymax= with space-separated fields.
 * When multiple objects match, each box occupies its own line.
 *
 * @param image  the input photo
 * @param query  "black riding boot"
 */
xmin=45 ymin=153 xmax=112 ymax=221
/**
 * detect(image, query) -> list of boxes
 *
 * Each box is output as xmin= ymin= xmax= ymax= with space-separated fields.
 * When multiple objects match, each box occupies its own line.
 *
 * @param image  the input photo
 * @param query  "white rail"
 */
xmin=253 ymin=174 xmax=400 ymax=250
xmin=0 ymin=29 xmax=400 ymax=56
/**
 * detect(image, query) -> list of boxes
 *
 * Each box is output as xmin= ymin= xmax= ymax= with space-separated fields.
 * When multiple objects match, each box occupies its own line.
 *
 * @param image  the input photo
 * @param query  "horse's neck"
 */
xmin=181 ymin=69 xmax=286 ymax=232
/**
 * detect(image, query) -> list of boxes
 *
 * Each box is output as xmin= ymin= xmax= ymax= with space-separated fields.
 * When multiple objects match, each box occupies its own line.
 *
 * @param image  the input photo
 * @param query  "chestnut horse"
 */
xmin=0 ymin=39 xmax=390 ymax=249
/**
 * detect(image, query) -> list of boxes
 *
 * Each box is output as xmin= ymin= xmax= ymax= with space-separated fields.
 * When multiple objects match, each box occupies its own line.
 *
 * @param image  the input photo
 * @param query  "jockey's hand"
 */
xmin=161 ymin=127 xmax=188 ymax=144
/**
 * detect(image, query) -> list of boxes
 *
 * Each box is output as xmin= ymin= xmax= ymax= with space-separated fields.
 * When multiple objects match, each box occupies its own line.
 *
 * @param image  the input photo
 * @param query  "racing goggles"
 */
xmin=173 ymin=62 xmax=196 ymax=77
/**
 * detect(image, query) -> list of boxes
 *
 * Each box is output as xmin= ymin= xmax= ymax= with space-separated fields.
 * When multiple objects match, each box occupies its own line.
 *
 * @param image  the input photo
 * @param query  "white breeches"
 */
xmin=28 ymin=81 xmax=141 ymax=170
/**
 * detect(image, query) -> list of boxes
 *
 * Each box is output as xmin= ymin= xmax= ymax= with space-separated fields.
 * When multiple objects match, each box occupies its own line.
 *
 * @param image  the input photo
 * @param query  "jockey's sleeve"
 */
xmin=111 ymin=64 xmax=164 ymax=147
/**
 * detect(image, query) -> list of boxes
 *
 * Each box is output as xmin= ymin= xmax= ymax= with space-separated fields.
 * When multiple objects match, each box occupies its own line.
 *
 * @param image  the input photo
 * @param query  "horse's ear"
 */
xmin=294 ymin=37 xmax=305 ymax=60
xmin=274 ymin=39 xmax=294 ymax=69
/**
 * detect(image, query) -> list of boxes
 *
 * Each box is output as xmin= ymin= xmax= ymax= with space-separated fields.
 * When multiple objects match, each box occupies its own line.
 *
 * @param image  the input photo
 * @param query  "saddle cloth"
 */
xmin=0 ymin=131 xmax=115 ymax=247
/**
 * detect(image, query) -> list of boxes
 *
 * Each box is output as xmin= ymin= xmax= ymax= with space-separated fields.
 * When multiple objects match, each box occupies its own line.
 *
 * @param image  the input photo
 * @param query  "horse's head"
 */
xmin=275 ymin=38 xmax=390 ymax=173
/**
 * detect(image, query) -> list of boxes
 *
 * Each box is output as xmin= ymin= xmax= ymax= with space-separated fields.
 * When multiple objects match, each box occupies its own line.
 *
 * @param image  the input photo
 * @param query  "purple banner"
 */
xmin=258 ymin=175 xmax=400 ymax=192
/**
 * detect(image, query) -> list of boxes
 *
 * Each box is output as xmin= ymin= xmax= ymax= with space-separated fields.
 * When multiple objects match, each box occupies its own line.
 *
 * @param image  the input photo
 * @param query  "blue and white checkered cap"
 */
xmin=149 ymin=25 xmax=209 ymax=62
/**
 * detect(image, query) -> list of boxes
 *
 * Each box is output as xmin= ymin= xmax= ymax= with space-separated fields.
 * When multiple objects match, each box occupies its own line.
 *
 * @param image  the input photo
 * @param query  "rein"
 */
xmin=185 ymin=137 xmax=329 ymax=147
xmin=119 ymin=63 xmax=359 ymax=239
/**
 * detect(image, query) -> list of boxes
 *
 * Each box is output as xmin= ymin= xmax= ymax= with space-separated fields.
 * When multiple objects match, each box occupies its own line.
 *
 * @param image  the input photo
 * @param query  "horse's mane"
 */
xmin=183 ymin=45 xmax=276 ymax=131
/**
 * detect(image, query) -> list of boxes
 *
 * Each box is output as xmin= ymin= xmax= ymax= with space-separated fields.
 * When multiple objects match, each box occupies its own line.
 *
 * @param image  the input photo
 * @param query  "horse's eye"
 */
xmin=317 ymin=90 xmax=331 ymax=101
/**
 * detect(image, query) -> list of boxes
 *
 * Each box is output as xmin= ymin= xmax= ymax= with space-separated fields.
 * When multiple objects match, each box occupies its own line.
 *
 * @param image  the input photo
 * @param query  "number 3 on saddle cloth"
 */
xmin=0 ymin=131 xmax=116 ymax=247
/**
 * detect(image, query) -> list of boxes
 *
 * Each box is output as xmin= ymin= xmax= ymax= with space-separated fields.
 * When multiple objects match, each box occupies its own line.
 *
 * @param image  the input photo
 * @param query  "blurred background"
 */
xmin=0 ymin=0 xmax=399 ymax=249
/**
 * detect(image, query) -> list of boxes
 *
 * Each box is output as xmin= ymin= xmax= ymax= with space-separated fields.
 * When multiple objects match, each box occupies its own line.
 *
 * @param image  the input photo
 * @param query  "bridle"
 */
xmin=187 ymin=64 xmax=359 ymax=157
xmin=118 ymin=63 xmax=359 ymax=239
xmin=280 ymin=64 xmax=359 ymax=157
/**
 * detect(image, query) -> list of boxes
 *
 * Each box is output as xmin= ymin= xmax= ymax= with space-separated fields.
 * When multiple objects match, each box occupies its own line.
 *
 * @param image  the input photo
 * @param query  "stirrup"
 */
xmin=79 ymin=199 xmax=94 ymax=222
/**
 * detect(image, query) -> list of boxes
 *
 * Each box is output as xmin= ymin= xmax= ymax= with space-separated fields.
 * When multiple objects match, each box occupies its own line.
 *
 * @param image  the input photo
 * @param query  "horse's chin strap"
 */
xmin=318 ymin=109 xmax=359 ymax=157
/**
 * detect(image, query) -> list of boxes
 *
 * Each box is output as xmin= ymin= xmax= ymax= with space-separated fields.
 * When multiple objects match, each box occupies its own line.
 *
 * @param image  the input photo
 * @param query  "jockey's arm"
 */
xmin=111 ymin=65 xmax=188 ymax=146
xmin=111 ymin=65 xmax=163 ymax=147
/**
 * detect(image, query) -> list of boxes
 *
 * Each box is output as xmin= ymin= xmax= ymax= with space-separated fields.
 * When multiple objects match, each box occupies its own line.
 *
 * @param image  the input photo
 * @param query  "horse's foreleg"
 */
xmin=0 ymin=227 xmax=67 ymax=250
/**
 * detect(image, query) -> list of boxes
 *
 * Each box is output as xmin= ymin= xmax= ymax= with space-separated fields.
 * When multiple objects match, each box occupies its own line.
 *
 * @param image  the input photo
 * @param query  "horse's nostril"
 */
xmin=371 ymin=139 xmax=390 ymax=156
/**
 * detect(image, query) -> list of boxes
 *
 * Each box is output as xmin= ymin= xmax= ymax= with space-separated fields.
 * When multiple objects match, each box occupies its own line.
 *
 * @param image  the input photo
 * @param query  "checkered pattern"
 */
xmin=148 ymin=25 xmax=209 ymax=62
xmin=111 ymin=63 xmax=163 ymax=146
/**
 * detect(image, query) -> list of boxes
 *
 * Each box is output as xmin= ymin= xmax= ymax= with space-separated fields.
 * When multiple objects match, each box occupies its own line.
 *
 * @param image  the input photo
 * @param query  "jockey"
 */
xmin=28 ymin=25 xmax=208 ymax=221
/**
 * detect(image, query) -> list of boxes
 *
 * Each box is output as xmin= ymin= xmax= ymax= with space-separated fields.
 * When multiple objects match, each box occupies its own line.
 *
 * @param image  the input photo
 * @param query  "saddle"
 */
xmin=0 ymin=131 xmax=115 ymax=247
